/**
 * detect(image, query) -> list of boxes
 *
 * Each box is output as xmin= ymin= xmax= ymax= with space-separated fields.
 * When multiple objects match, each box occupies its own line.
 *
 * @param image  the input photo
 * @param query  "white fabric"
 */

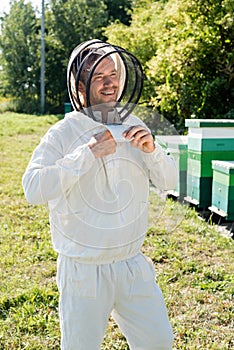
xmin=22 ymin=110 xmax=178 ymax=349
xmin=57 ymin=253 xmax=174 ymax=350
xmin=105 ymin=123 xmax=132 ymax=142
xmin=22 ymin=111 xmax=178 ymax=264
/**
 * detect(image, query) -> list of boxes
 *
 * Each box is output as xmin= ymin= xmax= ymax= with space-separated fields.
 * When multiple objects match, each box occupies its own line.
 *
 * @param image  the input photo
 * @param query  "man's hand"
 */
xmin=123 ymin=125 xmax=155 ymax=153
xmin=88 ymin=130 xmax=117 ymax=158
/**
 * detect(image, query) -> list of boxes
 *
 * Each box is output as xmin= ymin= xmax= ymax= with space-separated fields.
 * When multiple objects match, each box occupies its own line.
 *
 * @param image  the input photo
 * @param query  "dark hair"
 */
xmin=73 ymin=48 xmax=106 ymax=84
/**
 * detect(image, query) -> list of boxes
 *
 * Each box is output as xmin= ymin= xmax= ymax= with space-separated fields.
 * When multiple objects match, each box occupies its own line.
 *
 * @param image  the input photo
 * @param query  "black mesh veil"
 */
xmin=67 ymin=39 xmax=144 ymax=123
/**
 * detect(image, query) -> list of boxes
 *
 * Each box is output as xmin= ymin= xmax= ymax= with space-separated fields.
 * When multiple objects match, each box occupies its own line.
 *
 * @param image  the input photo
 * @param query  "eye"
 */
xmin=93 ymin=75 xmax=103 ymax=82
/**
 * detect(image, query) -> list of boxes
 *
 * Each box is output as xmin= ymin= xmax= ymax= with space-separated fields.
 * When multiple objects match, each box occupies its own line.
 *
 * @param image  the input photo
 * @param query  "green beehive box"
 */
xmin=188 ymin=137 xmax=234 ymax=152
xmin=209 ymin=161 xmax=234 ymax=220
xmin=186 ymin=174 xmax=212 ymax=207
xmin=167 ymin=136 xmax=188 ymax=198
xmin=187 ymin=150 xmax=234 ymax=178
xmin=155 ymin=136 xmax=188 ymax=198
xmin=185 ymin=119 xmax=234 ymax=128
xmin=167 ymin=136 xmax=188 ymax=171
xmin=185 ymin=119 xmax=234 ymax=208
xmin=185 ymin=119 xmax=234 ymax=153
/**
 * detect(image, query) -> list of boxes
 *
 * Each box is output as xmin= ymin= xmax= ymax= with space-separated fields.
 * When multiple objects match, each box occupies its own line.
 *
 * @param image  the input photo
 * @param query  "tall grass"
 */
xmin=0 ymin=113 xmax=233 ymax=349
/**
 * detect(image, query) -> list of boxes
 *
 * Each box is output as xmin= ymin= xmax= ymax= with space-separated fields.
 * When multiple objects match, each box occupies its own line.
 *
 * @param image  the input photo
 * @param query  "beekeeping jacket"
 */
xmin=22 ymin=110 xmax=178 ymax=264
xmin=22 ymin=39 xmax=178 ymax=264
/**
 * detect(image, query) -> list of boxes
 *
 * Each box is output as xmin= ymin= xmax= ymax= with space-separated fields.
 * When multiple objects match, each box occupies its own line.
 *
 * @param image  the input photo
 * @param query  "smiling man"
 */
xmin=81 ymin=57 xmax=119 ymax=109
xmin=77 ymin=51 xmax=119 ymax=119
xmin=22 ymin=40 xmax=178 ymax=350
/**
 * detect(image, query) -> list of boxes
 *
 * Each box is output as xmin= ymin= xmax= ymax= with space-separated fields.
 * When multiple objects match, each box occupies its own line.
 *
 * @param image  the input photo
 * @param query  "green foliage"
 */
xmin=105 ymin=0 xmax=159 ymax=64
xmin=0 ymin=0 xmax=40 ymax=113
xmin=40 ymin=0 xmax=109 ymax=113
xmin=0 ymin=113 xmax=233 ymax=349
xmin=48 ymin=0 xmax=108 ymax=59
xmin=103 ymin=0 xmax=133 ymax=25
xmin=105 ymin=0 xmax=234 ymax=131
xmin=0 ymin=0 xmax=132 ymax=114
xmin=44 ymin=0 xmax=134 ymax=113
xmin=1 ymin=0 xmax=233 ymax=122
xmin=150 ymin=0 xmax=234 ymax=122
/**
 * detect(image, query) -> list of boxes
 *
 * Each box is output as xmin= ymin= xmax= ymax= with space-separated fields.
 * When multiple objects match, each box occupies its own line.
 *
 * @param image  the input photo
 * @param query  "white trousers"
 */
xmin=57 ymin=253 xmax=174 ymax=350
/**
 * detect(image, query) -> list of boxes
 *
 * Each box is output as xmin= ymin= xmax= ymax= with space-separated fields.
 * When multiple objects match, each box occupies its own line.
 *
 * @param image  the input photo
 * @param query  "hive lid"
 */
xmin=185 ymin=119 xmax=234 ymax=128
xmin=212 ymin=160 xmax=234 ymax=174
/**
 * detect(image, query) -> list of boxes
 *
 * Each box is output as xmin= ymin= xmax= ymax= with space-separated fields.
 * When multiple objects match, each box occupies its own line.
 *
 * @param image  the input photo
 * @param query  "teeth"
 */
xmin=102 ymin=91 xmax=114 ymax=95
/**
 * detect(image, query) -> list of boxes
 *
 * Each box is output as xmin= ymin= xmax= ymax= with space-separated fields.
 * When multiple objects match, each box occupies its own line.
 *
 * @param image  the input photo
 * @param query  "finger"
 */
xmin=122 ymin=126 xmax=135 ymax=136
xmin=103 ymin=130 xmax=114 ymax=140
xmin=131 ymin=129 xmax=150 ymax=142
xmin=123 ymin=126 xmax=148 ymax=140
xmin=94 ymin=130 xmax=114 ymax=142
xmin=136 ymin=134 xmax=152 ymax=146
xmin=128 ymin=130 xmax=151 ymax=147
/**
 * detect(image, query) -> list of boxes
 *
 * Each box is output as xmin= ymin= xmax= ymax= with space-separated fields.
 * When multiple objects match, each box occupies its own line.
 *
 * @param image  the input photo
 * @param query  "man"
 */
xmin=22 ymin=39 xmax=178 ymax=350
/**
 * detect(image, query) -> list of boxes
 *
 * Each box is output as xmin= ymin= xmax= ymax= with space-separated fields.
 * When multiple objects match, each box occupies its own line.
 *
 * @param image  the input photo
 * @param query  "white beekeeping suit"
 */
xmin=22 ymin=39 xmax=177 ymax=350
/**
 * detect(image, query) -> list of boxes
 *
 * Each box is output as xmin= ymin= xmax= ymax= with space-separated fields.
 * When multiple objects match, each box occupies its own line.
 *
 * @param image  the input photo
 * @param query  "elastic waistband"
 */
xmin=58 ymin=250 xmax=141 ymax=266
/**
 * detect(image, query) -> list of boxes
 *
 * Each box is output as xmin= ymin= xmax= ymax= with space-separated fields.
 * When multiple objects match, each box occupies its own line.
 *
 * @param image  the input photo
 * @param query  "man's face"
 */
xmin=80 ymin=57 xmax=119 ymax=110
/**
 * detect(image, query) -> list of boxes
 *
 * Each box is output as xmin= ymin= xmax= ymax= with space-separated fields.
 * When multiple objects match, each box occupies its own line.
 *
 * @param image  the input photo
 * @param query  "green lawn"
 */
xmin=0 ymin=113 xmax=233 ymax=349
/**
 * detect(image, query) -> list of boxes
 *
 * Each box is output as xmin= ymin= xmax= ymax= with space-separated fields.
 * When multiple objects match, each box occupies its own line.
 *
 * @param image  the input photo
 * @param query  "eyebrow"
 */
xmin=93 ymin=69 xmax=117 ymax=77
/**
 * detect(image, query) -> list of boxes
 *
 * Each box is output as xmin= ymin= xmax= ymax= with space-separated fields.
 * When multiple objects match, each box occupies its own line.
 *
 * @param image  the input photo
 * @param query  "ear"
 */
xmin=78 ymin=81 xmax=86 ymax=94
xmin=78 ymin=81 xmax=87 ymax=108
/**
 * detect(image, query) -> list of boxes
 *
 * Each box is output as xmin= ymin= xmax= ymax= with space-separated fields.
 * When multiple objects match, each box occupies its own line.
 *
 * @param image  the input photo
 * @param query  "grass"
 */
xmin=0 ymin=112 xmax=233 ymax=349
xmin=0 ymin=97 xmax=16 ymax=114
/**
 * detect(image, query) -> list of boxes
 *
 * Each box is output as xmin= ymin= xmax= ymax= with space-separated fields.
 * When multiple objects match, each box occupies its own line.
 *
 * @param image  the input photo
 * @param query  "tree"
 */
xmin=105 ymin=0 xmax=234 ymax=131
xmin=148 ymin=0 xmax=234 ymax=127
xmin=105 ymin=0 xmax=159 ymax=105
xmin=0 ymin=0 xmax=135 ymax=114
xmin=103 ymin=0 xmax=133 ymax=25
xmin=44 ymin=0 xmax=136 ymax=112
xmin=0 ymin=0 xmax=40 ymax=113
xmin=43 ymin=0 xmax=108 ymax=112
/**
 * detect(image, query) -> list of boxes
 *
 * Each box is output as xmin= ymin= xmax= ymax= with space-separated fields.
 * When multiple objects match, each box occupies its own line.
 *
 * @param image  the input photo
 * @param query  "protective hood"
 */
xmin=67 ymin=39 xmax=144 ymax=123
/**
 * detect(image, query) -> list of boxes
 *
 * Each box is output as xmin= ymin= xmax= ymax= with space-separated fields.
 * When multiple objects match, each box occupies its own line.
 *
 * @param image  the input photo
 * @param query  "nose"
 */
xmin=103 ymin=76 xmax=114 ymax=86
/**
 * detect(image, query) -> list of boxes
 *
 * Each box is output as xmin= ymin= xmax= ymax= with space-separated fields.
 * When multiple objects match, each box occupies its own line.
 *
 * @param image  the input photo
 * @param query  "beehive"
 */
xmin=155 ymin=135 xmax=188 ymax=198
xmin=209 ymin=160 xmax=234 ymax=220
xmin=184 ymin=119 xmax=234 ymax=208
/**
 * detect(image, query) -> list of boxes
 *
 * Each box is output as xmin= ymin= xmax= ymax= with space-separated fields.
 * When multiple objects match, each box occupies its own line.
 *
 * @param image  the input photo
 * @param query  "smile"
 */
xmin=101 ymin=91 xmax=115 ymax=95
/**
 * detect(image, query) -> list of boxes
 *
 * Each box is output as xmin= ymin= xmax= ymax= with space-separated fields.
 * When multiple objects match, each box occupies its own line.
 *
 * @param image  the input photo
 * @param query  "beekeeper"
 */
xmin=22 ymin=39 xmax=178 ymax=350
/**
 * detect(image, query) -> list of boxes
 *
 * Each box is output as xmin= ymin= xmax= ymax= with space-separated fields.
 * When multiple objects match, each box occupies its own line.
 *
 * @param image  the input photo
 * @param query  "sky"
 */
xmin=0 ymin=0 xmax=42 ymax=15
